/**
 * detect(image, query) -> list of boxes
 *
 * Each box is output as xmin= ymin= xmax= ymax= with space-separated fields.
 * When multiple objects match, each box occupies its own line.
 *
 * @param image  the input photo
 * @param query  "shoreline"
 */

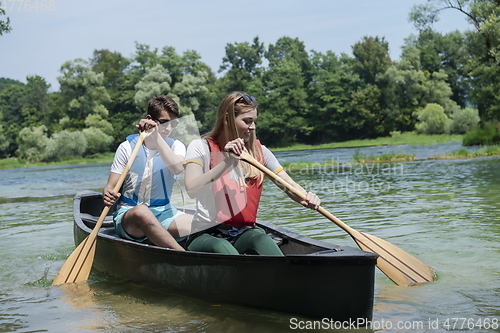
xmin=1 ymin=133 xmax=489 ymax=171
xmin=270 ymin=133 xmax=463 ymax=152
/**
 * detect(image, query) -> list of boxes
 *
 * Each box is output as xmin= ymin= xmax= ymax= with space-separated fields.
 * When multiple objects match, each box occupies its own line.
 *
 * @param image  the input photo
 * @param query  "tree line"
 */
xmin=1 ymin=0 xmax=499 ymax=162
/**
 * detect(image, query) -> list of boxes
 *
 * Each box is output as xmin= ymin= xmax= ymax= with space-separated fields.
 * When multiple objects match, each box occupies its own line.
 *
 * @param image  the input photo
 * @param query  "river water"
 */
xmin=0 ymin=141 xmax=499 ymax=333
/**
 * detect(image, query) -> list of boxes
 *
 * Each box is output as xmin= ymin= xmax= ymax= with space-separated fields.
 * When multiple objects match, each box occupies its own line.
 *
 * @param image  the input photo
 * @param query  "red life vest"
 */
xmin=207 ymin=137 xmax=264 ymax=227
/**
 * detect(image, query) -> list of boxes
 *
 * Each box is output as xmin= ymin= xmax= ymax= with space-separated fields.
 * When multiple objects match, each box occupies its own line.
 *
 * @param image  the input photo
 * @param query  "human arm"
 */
xmin=102 ymin=141 xmax=130 ymax=206
xmin=140 ymin=120 xmax=185 ymax=175
xmin=184 ymin=156 xmax=236 ymax=199
xmin=103 ymin=172 xmax=121 ymax=206
xmin=260 ymin=146 xmax=320 ymax=210
xmin=183 ymin=138 xmax=243 ymax=199
xmin=155 ymin=135 xmax=185 ymax=175
xmin=272 ymin=170 xmax=321 ymax=210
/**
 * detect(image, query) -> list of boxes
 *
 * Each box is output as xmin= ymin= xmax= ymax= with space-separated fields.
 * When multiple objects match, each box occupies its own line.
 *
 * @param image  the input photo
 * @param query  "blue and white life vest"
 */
xmin=119 ymin=134 xmax=175 ymax=207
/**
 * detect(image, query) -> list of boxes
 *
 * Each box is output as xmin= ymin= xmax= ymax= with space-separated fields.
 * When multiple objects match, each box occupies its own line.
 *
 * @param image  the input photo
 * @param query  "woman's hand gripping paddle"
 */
xmin=52 ymin=131 xmax=149 ymax=285
xmin=236 ymin=150 xmax=436 ymax=286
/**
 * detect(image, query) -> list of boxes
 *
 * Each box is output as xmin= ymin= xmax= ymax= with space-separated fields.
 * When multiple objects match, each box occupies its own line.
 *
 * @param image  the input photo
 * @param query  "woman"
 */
xmin=183 ymin=91 xmax=320 ymax=255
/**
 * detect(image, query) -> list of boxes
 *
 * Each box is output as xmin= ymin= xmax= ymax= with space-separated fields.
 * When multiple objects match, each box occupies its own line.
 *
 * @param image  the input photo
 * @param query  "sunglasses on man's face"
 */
xmin=153 ymin=118 xmax=179 ymax=128
xmin=236 ymin=94 xmax=257 ymax=105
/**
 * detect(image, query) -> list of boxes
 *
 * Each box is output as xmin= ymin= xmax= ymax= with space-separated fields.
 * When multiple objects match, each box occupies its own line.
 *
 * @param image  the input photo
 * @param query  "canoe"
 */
xmin=73 ymin=190 xmax=378 ymax=321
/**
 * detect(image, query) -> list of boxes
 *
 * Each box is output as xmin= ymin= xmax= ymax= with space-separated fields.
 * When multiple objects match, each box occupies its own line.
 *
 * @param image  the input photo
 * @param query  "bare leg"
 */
xmin=168 ymin=213 xmax=193 ymax=238
xmin=121 ymin=205 xmax=185 ymax=251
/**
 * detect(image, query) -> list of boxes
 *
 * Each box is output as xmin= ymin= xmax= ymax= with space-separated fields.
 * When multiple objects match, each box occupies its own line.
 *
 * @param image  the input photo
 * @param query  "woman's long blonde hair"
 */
xmin=205 ymin=91 xmax=263 ymax=184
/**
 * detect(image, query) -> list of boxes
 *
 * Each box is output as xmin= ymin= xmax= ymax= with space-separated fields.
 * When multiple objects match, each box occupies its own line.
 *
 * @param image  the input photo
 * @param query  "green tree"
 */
xmin=307 ymin=51 xmax=366 ymax=142
xmin=82 ymin=127 xmax=113 ymax=155
xmin=348 ymin=36 xmax=394 ymax=137
xmin=132 ymin=45 xmax=213 ymax=131
xmin=218 ymin=37 xmax=265 ymax=92
xmin=417 ymin=0 xmax=500 ymax=64
xmin=415 ymin=103 xmax=451 ymax=134
xmin=258 ymin=37 xmax=312 ymax=146
xmin=450 ymin=107 xmax=480 ymax=133
xmin=90 ymin=49 xmax=144 ymax=147
xmin=0 ymin=78 xmax=23 ymax=92
xmin=58 ymin=58 xmax=111 ymax=127
xmin=0 ymin=83 xmax=26 ymax=155
xmin=16 ymin=125 xmax=49 ymax=162
xmin=377 ymin=54 xmax=459 ymax=133
xmin=159 ymin=47 xmax=216 ymax=129
xmin=133 ymin=42 xmax=160 ymax=76
xmin=344 ymin=84 xmax=383 ymax=138
xmin=45 ymin=130 xmax=87 ymax=161
xmin=0 ymin=83 xmax=25 ymax=124
xmin=468 ymin=64 xmax=500 ymax=120
xmin=464 ymin=0 xmax=500 ymax=119
xmin=0 ymin=76 xmax=53 ymax=155
xmin=90 ymin=49 xmax=131 ymax=93
xmin=22 ymin=75 xmax=52 ymax=127
xmin=134 ymin=64 xmax=173 ymax=111
xmin=158 ymin=47 xmax=213 ymax=86
xmin=403 ymin=30 xmax=469 ymax=106
xmin=0 ymin=7 xmax=11 ymax=35
xmin=171 ymin=71 xmax=209 ymax=116
xmin=352 ymin=36 xmax=393 ymax=85
xmin=85 ymin=105 xmax=113 ymax=135
xmin=0 ymin=124 xmax=10 ymax=158
xmin=409 ymin=0 xmax=500 ymax=120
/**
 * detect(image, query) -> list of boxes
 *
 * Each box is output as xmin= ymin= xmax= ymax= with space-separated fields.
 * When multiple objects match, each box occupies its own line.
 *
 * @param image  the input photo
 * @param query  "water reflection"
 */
xmin=52 ymin=277 xmax=318 ymax=332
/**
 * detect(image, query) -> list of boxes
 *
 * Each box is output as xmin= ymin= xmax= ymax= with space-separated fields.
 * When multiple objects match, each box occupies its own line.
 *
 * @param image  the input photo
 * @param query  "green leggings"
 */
xmin=187 ymin=227 xmax=284 ymax=256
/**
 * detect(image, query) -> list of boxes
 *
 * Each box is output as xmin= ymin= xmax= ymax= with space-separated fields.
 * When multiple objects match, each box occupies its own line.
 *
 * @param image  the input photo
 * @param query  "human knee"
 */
xmin=170 ymin=214 xmax=192 ymax=238
xmin=125 ymin=205 xmax=155 ymax=226
xmin=188 ymin=235 xmax=238 ymax=255
xmin=212 ymin=240 xmax=238 ymax=255
xmin=235 ymin=228 xmax=283 ymax=256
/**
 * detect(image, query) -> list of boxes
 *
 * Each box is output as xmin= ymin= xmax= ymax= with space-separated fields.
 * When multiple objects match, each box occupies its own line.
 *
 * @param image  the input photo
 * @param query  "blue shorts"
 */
xmin=113 ymin=203 xmax=185 ymax=242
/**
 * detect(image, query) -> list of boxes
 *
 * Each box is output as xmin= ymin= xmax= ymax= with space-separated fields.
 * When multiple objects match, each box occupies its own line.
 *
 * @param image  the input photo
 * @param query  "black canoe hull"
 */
xmin=73 ymin=190 xmax=378 ymax=320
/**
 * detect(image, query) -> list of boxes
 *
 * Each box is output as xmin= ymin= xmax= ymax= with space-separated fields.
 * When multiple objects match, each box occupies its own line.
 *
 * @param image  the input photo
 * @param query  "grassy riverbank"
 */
xmin=0 ymin=152 xmax=115 ymax=170
xmin=271 ymin=132 xmax=463 ymax=152
xmin=2 ymin=133 xmax=497 ymax=170
xmin=429 ymin=145 xmax=500 ymax=160
xmin=281 ymin=144 xmax=500 ymax=171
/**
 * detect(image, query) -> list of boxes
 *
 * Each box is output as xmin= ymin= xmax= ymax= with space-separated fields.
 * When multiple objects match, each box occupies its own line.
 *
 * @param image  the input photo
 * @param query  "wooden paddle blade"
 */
xmin=52 ymin=131 xmax=148 ymax=286
xmin=237 ymin=151 xmax=436 ymax=286
xmin=52 ymin=235 xmax=96 ymax=285
xmin=352 ymin=230 xmax=436 ymax=286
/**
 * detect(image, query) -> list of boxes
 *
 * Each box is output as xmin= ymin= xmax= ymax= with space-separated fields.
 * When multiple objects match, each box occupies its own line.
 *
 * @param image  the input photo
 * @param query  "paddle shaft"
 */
xmin=237 ymin=151 xmax=435 ymax=286
xmin=237 ymin=152 xmax=355 ymax=233
xmin=52 ymin=131 xmax=148 ymax=285
xmin=90 ymin=131 xmax=149 ymax=235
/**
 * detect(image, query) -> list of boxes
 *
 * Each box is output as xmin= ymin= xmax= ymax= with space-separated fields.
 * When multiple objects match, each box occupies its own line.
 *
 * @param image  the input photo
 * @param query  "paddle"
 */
xmin=236 ymin=150 xmax=436 ymax=286
xmin=52 ymin=131 xmax=149 ymax=285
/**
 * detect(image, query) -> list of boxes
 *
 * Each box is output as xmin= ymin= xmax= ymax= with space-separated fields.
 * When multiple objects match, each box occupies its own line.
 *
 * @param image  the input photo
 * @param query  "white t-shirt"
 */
xmin=111 ymin=139 xmax=186 ymax=175
xmin=184 ymin=138 xmax=283 ymax=227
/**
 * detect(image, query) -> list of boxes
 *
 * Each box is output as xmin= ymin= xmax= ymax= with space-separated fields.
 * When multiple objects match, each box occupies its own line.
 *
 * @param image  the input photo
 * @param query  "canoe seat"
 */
xmin=268 ymin=232 xmax=285 ymax=246
xmin=312 ymin=249 xmax=341 ymax=255
xmin=80 ymin=213 xmax=114 ymax=228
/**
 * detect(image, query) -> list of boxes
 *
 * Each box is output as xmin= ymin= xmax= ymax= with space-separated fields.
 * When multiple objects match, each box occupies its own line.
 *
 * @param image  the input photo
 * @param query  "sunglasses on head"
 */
xmin=236 ymin=94 xmax=257 ymax=105
xmin=152 ymin=118 xmax=179 ymax=128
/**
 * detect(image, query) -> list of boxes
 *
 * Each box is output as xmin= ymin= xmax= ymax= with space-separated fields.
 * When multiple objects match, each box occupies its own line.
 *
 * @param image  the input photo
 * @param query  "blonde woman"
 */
xmin=183 ymin=91 xmax=320 ymax=255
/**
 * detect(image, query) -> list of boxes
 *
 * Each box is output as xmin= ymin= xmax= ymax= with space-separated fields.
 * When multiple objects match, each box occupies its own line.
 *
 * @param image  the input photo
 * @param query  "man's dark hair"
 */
xmin=147 ymin=95 xmax=180 ymax=118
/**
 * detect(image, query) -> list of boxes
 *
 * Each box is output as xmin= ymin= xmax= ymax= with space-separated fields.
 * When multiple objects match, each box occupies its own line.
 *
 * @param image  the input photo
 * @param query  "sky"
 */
xmin=0 ymin=0 xmax=472 ymax=91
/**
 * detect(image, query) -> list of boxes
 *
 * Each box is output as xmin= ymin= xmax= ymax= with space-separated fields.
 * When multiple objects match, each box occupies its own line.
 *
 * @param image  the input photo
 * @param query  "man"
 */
xmin=103 ymin=95 xmax=192 ymax=250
